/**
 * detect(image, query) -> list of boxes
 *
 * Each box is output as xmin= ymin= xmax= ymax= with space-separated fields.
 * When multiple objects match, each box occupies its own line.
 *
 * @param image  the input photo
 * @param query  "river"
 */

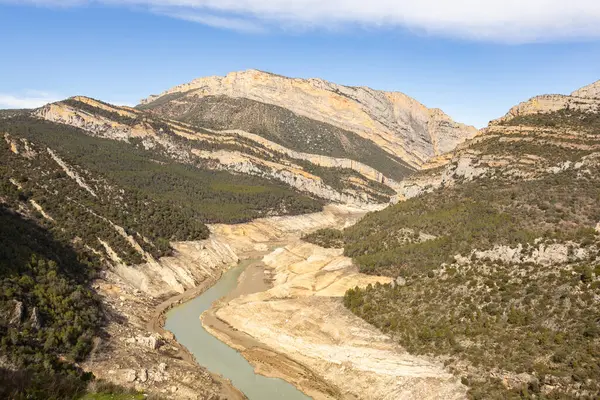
xmin=164 ymin=259 xmax=312 ymax=400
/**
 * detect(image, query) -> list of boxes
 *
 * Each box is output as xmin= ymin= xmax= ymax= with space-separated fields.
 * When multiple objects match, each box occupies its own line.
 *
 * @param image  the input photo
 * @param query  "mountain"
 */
xmin=34 ymin=96 xmax=398 ymax=205
xmin=0 ymin=71 xmax=529 ymax=399
xmin=305 ymin=80 xmax=600 ymax=399
xmin=139 ymin=69 xmax=478 ymax=171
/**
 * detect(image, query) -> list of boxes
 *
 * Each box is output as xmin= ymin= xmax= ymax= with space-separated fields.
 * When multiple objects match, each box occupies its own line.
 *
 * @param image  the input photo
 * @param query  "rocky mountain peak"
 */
xmin=139 ymin=70 xmax=478 ymax=168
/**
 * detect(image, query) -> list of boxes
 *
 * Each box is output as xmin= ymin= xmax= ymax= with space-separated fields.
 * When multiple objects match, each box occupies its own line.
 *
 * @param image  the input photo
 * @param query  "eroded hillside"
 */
xmin=305 ymin=81 xmax=600 ymax=399
xmin=139 ymin=69 xmax=478 ymax=169
xmin=33 ymin=96 xmax=399 ymax=204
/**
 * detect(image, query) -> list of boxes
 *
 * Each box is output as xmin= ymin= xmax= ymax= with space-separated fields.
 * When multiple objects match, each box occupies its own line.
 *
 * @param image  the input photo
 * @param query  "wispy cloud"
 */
xmin=151 ymin=7 xmax=266 ymax=33
xmin=3 ymin=0 xmax=600 ymax=43
xmin=0 ymin=90 xmax=59 ymax=109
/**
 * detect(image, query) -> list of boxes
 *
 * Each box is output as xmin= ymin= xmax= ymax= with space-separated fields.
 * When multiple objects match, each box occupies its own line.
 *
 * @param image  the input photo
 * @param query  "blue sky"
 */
xmin=1 ymin=1 xmax=599 ymax=127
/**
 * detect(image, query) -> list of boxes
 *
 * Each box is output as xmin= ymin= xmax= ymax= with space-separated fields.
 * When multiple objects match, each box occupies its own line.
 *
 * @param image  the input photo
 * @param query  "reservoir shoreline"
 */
xmin=163 ymin=257 xmax=316 ymax=399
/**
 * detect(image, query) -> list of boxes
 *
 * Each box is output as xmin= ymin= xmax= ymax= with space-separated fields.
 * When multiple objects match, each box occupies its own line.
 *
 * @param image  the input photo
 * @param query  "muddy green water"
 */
xmin=164 ymin=260 xmax=312 ymax=400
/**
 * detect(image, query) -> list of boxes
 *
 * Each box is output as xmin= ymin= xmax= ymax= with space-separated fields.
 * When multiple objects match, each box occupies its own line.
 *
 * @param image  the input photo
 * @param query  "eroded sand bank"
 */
xmin=201 ymin=205 xmax=467 ymax=400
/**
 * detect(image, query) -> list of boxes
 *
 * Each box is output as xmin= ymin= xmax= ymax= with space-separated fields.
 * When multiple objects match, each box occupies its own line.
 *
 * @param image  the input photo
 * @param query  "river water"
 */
xmin=164 ymin=260 xmax=312 ymax=400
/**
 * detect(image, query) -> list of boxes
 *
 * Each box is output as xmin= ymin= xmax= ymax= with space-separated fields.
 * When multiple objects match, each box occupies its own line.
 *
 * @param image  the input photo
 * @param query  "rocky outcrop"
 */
xmin=9 ymin=301 xmax=23 ymax=326
xmin=47 ymin=148 xmax=97 ymax=197
xmin=114 ymin=238 xmax=239 ymax=298
xmin=29 ymin=307 xmax=42 ymax=330
xmin=454 ymin=241 xmax=592 ymax=267
xmin=33 ymin=99 xmax=394 ymax=204
xmin=490 ymin=94 xmax=600 ymax=125
xmin=491 ymin=80 xmax=600 ymax=125
xmin=127 ymin=334 xmax=162 ymax=350
xmin=140 ymin=69 xmax=478 ymax=168
xmin=571 ymin=80 xmax=600 ymax=99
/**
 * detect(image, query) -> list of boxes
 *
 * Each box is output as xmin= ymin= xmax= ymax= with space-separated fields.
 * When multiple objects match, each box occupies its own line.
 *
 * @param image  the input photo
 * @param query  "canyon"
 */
xmin=2 ymin=73 xmax=600 ymax=400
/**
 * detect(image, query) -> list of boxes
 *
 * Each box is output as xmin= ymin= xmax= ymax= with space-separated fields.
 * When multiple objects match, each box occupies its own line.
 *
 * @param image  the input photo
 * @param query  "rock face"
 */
xmin=33 ymin=98 xmax=396 ymax=205
xmin=571 ymin=80 xmax=600 ymax=99
xmin=9 ymin=301 xmax=23 ymax=326
xmin=491 ymin=81 xmax=600 ymax=125
xmin=29 ymin=307 xmax=42 ymax=330
xmin=140 ymin=69 xmax=478 ymax=168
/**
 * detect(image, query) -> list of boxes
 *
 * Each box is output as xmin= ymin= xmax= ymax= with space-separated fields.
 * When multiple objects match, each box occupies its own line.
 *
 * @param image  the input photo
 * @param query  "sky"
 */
xmin=1 ymin=1 xmax=599 ymax=127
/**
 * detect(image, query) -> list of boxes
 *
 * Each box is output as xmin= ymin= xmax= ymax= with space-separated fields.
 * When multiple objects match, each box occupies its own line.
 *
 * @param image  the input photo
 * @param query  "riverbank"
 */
xmin=80 ymin=204 xmax=376 ymax=400
xmin=203 ymin=239 xmax=468 ymax=399
xmin=146 ymin=271 xmax=248 ymax=400
xmin=201 ymin=259 xmax=342 ymax=400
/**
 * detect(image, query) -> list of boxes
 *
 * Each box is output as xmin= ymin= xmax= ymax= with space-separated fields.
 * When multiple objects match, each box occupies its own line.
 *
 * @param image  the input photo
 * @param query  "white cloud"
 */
xmin=0 ymin=91 xmax=59 ymax=109
xmin=4 ymin=0 xmax=600 ymax=42
xmin=151 ymin=8 xmax=265 ymax=33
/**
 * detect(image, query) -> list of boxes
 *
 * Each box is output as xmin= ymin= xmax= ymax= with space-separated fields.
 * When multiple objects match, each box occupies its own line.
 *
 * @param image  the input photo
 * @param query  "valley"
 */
xmin=1 ymin=71 xmax=599 ymax=400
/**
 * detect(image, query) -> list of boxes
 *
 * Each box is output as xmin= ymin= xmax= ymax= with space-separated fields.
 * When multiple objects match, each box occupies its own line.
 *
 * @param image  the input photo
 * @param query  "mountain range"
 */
xmin=1 ymin=72 xmax=599 ymax=400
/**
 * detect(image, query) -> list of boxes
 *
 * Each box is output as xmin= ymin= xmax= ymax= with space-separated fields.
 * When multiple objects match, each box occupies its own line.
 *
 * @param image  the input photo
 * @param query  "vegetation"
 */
xmin=499 ymin=108 xmax=600 ymax=132
xmin=0 ymin=368 xmax=146 ymax=400
xmin=346 ymin=256 xmax=600 ymax=399
xmin=0 ymin=115 xmax=207 ymax=398
xmin=302 ymin=228 xmax=345 ymax=248
xmin=307 ymin=167 xmax=600 ymax=278
xmin=141 ymin=94 xmax=414 ymax=180
xmin=305 ymin=109 xmax=600 ymax=397
xmin=0 ymin=204 xmax=102 ymax=399
xmin=1 ymin=117 xmax=323 ymax=262
xmin=0 ymin=111 xmax=326 ymax=397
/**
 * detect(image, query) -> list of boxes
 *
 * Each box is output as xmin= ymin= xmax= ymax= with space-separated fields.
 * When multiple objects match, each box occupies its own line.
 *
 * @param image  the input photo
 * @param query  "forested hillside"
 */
xmin=305 ymin=94 xmax=600 ymax=398
xmin=35 ymin=97 xmax=397 ymax=204
xmin=0 ymin=111 xmax=324 ymax=398
xmin=140 ymin=94 xmax=414 ymax=180
xmin=0 ymin=176 xmax=148 ymax=399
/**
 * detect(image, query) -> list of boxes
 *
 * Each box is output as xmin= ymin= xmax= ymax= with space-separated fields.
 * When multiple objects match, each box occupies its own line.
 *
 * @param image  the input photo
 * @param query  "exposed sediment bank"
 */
xmin=161 ymin=203 xmax=467 ymax=399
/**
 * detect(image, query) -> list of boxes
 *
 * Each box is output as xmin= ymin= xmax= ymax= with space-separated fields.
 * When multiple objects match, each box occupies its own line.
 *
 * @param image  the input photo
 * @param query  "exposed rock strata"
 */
xmin=83 ymin=204 xmax=382 ymax=399
xmin=140 ymin=69 xmax=478 ymax=168
xmin=33 ymin=99 xmax=394 ymax=204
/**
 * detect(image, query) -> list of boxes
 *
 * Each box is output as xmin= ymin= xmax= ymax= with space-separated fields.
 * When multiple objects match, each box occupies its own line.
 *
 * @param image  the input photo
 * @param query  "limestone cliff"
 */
xmin=140 ymin=69 xmax=478 ymax=168
xmin=491 ymin=81 xmax=600 ymax=125
xmin=571 ymin=80 xmax=600 ymax=99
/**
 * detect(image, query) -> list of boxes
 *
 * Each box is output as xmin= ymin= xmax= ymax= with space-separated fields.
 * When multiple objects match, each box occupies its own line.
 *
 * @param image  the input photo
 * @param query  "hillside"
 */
xmin=0 ymin=104 xmax=328 ymax=398
xmin=1 ymin=79 xmax=436 ymax=398
xmin=305 ymin=81 xmax=600 ymax=399
xmin=139 ymin=69 xmax=478 ymax=170
xmin=34 ymin=96 xmax=398 ymax=204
